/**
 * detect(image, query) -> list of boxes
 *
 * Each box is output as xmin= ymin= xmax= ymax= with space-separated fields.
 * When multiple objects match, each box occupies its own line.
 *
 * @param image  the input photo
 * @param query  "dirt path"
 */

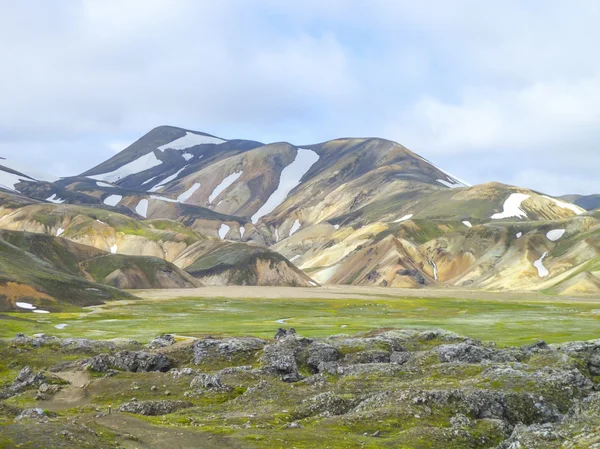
xmin=44 ymin=370 xmax=93 ymax=411
xmin=92 ymin=413 xmax=243 ymax=449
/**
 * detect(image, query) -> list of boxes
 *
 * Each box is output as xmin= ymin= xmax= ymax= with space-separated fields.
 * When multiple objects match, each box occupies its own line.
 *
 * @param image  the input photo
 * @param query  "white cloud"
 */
xmin=0 ymin=0 xmax=597 ymax=194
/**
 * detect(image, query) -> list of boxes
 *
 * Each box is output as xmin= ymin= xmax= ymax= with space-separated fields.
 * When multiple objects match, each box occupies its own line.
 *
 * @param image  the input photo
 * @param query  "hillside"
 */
xmin=0 ymin=232 xmax=131 ymax=311
xmin=0 ymin=127 xmax=594 ymax=292
xmin=560 ymin=194 xmax=600 ymax=211
xmin=0 ymin=229 xmax=205 ymax=312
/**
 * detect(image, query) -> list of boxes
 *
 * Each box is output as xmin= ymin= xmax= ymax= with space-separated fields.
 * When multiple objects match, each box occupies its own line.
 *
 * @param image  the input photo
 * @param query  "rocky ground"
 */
xmin=0 ymin=329 xmax=599 ymax=448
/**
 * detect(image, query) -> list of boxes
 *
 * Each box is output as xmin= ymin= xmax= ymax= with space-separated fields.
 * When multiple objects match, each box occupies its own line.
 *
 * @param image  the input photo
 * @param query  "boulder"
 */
xmin=11 ymin=334 xmax=60 ymax=348
xmin=275 ymin=328 xmax=297 ymax=340
xmin=84 ymin=351 xmax=171 ymax=373
xmin=147 ymin=334 xmax=176 ymax=349
xmin=295 ymin=392 xmax=357 ymax=419
xmin=192 ymin=337 xmax=266 ymax=364
xmin=260 ymin=335 xmax=312 ymax=382
xmin=118 ymin=400 xmax=193 ymax=416
xmin=306 ymin=342 xmax=340 ymax=372
xmin=16 ymin=408 xmax=48 ymax=422
xmin=390 ymin=351 xmax=411 ymax=365
xmin=437 ymin=343 xmax=518 ymax=364
xmin=190 ymin=373 xmax=231 ymax=392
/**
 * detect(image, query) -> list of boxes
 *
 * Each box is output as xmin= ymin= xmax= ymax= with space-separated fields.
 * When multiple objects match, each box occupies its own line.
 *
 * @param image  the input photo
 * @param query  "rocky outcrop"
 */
xmin=190 ymin=373 xmax=231 ymax=392
xmin=260 ymin=333 xmax=313 ymax=382
xmin=192 ymin=337 xmax=266 ymax=364
xmin=118 ymin=400 xmax=193 ymax=416
xmin=84 ymin=351 xmax=172 ymax=373
xmin=147 ymin=334 xmax=176 ymax=349
xmin=1 ymin=366 xmax=47 ymax=399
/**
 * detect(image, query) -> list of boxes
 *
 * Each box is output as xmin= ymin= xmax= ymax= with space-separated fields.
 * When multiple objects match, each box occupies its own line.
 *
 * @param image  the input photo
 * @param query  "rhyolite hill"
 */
xmin=0 ymin=125 xmax=599 ymax=310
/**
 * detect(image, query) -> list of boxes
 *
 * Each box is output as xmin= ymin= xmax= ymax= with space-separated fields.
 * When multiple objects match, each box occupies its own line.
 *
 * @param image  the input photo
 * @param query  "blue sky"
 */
xmin=0 ymin=0 xmax=598 ymax=195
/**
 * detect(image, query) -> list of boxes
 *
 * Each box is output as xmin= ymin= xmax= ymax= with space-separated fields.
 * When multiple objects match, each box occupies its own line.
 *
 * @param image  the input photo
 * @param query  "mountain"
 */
xmin=0 ymin=126 xmax=594 ymax=292
xmin=0 ymin=230 xmax=131 ymax=312
xmin=560 ymin=194 xmax=600 ymax=212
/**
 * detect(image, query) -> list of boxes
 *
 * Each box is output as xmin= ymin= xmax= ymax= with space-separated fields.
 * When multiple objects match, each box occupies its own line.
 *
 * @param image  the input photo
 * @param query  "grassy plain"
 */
xmin=1 ymin=286 xmax=598 ymax=346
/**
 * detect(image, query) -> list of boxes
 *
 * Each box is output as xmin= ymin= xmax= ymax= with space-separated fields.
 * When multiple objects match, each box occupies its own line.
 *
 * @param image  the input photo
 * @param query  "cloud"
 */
xmin=0 ymin=0 xmax=597 ymax=194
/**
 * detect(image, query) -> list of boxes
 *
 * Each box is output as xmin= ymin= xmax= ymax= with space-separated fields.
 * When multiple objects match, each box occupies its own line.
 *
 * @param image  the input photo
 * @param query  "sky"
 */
xmin=0 ymin=0 xmax=598 ymax=195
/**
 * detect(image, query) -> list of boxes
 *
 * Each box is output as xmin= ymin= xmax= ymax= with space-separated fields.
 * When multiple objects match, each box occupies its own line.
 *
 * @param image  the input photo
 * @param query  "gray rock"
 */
xmin=192 ymin=337 xmax=265 ymax=364
xmin=260 ymin=335 xmax=312 ymax=382
xmin=306 ymin=342 xmax=339 ymax=372
xmin=9 ymin=367 xmax=46 ymax=394
xmin=295 ymin=392 xmax=357 ymax=419
xmin=84 ymin=351 xmax=171 ymax=373
xmin=275 ymin=328 xmax=297 ymax=340
xmin=390 ymin=351 xmax=411 ymax=365
xmin=118 ymin=400 xmax=193 ymax=416
xmin=190 ymin=373 xmax=231 ymax=392
xmin=11 ymin=334 xmax=60 ymax=348
xmin=437 ymin=343 xmax=518 ymax=364
xmin=147 ymin=334 xmax=176 ymax=349
xmin=589 ymin=350 xmax=600 ymax=376
xmin=16 ymin=408 xmax=48 ymax=422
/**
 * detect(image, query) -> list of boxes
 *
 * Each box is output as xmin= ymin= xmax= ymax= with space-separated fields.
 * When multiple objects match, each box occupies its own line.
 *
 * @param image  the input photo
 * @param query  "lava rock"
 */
xmin=147 ymin=334 xmax=176 ymax=349
xmin=118 ymin=400 xmax=193 ymax=416
xmin=84 ymin=351 xmax=172 ymax=373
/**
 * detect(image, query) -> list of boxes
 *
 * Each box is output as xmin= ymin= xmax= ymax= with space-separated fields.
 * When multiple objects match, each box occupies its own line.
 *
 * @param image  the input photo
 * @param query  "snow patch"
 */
xmin=275 ymin=318 xmax=291 ymax=324
xmin=462 ymin=220 xmax=473 ymax=228
xmin=546 ymin=229 xmax=566 ymax=242
xmin=209 ymin=171 xmax=242 ymax=203
xmin=55 ymin=324 xmax=68 ymax=329
xmin=157 ymin=132 xmax=225 ymax=151
xmin=16 ymin=302 xmax=36 ymax=310
xmin=148 ymin=166 xmax=187 ymax=192
xmin=142 ymin=176 xmax=158 ymax=186
xmin=96 ymin=181 xmax=114 ymax=188
xmin=491 ymin=193 xmax=530 ymax=219
xmin=182 ymin=152 xmax=193 ymax=161
xmin=309 ymin=281 xmax=317 ymax=287
xmin=135 ymin=199 xmax=149 ymax=218
xmin=96 ymin=219 xmax=106 ymax=225
xmin=150 ymin=195 xmax=178 ymax=203
xmin=56 ymin=228 xmax=65 ymax=237
xmin=274 ymin=228 xmax=279 ymax=242
xmin=33 ymin=310 xmax=49 ymax=314
xmin=534 ymin=252 xmax=549 ymax=278
xmin=89 ymin=152 xmax=162 ymax=183
xmin=333 ymin=224 xmax=340 ymax=230
xmin=239 ymin=226 xmax=245 ymax=238
xmin=394 ymin=214 xmax=413 ymax=223
xmin=429 ymin=260 xmax=438 ymax=281
xmin=177 ymin=183 xmax=201 ymax=203
xmin=289 ymin=219 xmax=301 ymax=237
xmin=110 ymin=244 xmax=118 ymax=254
xmin=252 ymin=148 xmax=320 ymax=223
xmin=290 ymin=255 xmax=301 ymax=262
xmin=46 ymin=194 xmax=65 ymax=204
xmin=218 ymin=224 xmax=230 ymax=239
xmin=437 ymin=179 xmax=463 ymax=189
xmin=542 ymin=196 xmax=585 ymax=215
xmin=516 ymin=232 xmax=523 ymax=239
xmin=103 ymin=194 xmax=122 ymax=207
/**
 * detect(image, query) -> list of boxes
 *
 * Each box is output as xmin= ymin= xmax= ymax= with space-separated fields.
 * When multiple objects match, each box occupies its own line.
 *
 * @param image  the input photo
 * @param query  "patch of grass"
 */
xmin=1 ymin=293 xmax=599 ymax=346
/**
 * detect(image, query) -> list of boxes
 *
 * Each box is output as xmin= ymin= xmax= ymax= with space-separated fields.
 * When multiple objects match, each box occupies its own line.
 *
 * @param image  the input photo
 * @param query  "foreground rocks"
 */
xmin=1 ymin=330 xmax=600 ymax=448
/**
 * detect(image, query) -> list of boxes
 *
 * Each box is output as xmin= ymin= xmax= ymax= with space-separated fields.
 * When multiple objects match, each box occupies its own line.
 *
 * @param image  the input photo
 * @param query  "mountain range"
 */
xmin=1 ymin=125 xmax=598 ymax=310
